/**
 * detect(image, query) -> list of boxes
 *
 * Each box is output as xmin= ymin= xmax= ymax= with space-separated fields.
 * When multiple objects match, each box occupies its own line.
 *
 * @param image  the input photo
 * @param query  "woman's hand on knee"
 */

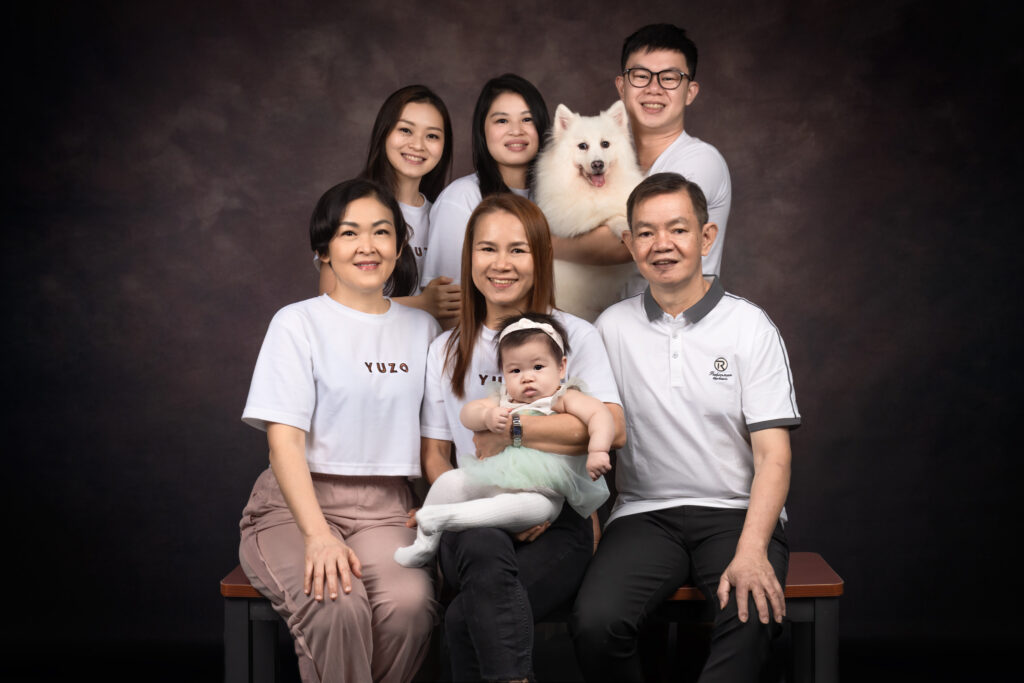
xmin=304 ymin=532 xmax=363 ymax=601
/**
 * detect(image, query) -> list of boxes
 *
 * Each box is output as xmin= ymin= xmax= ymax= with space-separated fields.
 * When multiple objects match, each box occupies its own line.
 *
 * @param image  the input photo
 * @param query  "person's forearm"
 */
xmin=459 ymin=400 xmax=491 ymax=432
xmin=520 ymin=412 xmax=589 ymax=454
xmin=564 ymin=392 xmax=618 ymax=453
xmin=522 ymin=403 xmax=625 ymax=454
xmin=586 ymin=409 xmax=616 ymax=454
xmin=737 ymin=449 xmax=790 ymax=554
xmin=421 ymin=437 xmax=454 ymax=484
xmin=607 ymin=403 xmax=626 ymax=450
xmin=551 ymin=226 xmax=633 ymax=265
xmin=267 ymin=424 xmax=330 ymax=539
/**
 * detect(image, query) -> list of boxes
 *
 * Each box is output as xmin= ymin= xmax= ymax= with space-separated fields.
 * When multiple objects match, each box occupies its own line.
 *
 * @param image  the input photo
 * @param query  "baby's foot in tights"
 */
xmin=393 ymin=533 xmax=440 ymax=567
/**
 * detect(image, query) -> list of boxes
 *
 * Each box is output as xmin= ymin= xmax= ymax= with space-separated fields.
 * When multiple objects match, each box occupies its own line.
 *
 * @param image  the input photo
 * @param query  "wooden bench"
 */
xmin=221 ymin=551 xmax=843 ymax=682
xmin=660 ymin=552 xmax=843 ymax=683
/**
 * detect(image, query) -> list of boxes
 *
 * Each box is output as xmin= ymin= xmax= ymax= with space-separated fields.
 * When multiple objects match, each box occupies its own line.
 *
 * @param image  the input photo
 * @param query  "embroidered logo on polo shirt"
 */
xmin=710 ymin=357 xmax=733 ymax=382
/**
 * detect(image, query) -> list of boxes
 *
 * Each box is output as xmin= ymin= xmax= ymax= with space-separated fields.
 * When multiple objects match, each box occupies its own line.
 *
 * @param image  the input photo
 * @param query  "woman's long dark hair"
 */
xmin=309 ymin=178 xmax=418 ymax=297
xmin=471 ymin=73 xmax=550 ymax=197
xmin=444 ymin=194 xmax=556 ymax=397
xmin=360 ymin=85 xmax=454 ymax=203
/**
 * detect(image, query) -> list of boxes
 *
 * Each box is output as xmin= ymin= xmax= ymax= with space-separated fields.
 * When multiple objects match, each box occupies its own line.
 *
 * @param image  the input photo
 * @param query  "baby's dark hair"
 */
xmin=495 ymin=312 xmax=570 ymax=369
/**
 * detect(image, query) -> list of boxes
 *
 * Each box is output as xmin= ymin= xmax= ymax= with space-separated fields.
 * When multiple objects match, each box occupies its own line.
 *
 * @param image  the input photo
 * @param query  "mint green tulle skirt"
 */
xmin=461 ymin=446 xmax=609 ymax=518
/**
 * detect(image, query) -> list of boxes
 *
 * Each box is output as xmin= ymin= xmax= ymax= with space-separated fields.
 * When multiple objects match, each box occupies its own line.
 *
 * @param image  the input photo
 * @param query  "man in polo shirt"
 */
xmin=553 ymin=23 xmax=732 ymax=293
xmin=570 ymin=172 xmax=799 ymax=682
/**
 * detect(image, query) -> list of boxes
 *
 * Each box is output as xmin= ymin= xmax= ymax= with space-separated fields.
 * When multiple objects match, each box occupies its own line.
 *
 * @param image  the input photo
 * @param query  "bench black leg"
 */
xmin=814 ymin=597 xmax=839 ymax=683
xmin=790 ymin=597 xmax=839 ymax=683
xmin=250 ymin=600 xmax=281 ymax=683
xmin=251 ymin=611 xmax=278 ymax=683
xmin=224 ymin=598 xmax=251 ymax=683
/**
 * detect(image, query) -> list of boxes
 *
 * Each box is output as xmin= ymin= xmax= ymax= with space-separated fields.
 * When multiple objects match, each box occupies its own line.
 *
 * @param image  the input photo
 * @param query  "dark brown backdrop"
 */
xmin=4 ymin=0 xmax=1022 ymax=669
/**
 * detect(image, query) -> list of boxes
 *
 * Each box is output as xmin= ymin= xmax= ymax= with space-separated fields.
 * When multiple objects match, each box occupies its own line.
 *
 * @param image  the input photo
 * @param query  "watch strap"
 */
xmin=511 ymin=414 xmax=523 ymax=447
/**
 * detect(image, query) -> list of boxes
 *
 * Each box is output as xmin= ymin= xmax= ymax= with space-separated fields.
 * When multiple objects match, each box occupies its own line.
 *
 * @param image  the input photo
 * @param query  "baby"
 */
xmin=394 ymin=313 xmax=613 ymax=567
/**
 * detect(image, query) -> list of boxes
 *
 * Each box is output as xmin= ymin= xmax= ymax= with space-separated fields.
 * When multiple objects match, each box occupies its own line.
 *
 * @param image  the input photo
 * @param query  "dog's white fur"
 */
xmin=534 ymin=100 xmax=644 ymax=322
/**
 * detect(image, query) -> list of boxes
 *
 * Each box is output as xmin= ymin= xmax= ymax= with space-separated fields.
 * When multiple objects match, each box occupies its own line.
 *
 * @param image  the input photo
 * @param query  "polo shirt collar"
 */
xmin=643 ymin=276 xmax=724 ymax=323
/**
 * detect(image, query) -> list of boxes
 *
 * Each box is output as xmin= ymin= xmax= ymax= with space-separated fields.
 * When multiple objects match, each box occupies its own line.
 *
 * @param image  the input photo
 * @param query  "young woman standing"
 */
xmin=419 ymin=74 xmax=550 ymax=288
xmin=319 ymin=85 xmax=460 ymax=323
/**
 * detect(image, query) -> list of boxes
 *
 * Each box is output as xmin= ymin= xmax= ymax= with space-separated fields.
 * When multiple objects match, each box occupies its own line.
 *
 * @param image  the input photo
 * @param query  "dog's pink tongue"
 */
xmin=589 ymin=174 xmax=606 ymax=188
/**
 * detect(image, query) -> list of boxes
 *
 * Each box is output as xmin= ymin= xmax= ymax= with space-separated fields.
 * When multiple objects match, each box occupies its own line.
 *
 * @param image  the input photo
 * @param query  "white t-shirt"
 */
xmin=420 ymin=309 xmax=622 ymax=468
xmin=650 ymin=131 xmax=731 ymax=275
xmin=623 ymin=131 xmax=732 ymax=298
xmin=596 ymin=278 xmax=799 ymax=524
xmin=420 ymin=173 xmax=531 ymax=287
xmin=242 ymin=294 xmax=441 ymax=476
xmin=400 ymin=197 xmax=431 ymax=294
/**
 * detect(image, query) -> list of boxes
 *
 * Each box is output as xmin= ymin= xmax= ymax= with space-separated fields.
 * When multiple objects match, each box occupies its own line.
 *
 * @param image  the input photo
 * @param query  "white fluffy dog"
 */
xmin=533 ymin=100 xmax=644 ymax=322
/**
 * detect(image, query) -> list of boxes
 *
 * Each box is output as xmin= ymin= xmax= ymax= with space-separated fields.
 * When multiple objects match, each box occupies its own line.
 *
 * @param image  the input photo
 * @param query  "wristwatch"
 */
xmin=511 ymin=414 xmax=523 ymax=447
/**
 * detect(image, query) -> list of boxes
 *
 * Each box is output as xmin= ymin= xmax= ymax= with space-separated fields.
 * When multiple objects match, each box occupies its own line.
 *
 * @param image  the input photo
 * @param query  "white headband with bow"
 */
xmin=498 ymin=318 xmax=565 ymax=353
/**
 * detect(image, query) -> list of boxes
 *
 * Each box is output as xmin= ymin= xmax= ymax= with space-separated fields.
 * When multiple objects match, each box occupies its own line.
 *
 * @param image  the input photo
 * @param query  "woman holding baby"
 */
xmin=419 ymin=192 xmax=625 ymax=681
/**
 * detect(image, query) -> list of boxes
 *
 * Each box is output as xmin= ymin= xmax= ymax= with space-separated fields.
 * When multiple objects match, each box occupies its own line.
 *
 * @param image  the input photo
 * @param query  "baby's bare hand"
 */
xmin=486 ymin=406 xmax=511 ymax=433
xmin=586 ymin=451 xmax=611 ymax=481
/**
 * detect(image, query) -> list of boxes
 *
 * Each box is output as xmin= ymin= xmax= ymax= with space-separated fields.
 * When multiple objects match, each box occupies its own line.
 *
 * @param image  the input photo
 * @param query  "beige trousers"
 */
xmin=239 ymin=469 xmax=438 ymax=683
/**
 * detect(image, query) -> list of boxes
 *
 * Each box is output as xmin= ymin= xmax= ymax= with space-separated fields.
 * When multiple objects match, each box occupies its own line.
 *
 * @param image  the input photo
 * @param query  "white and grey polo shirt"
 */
xmin=595 ymin=277 xmax=800 ymax=525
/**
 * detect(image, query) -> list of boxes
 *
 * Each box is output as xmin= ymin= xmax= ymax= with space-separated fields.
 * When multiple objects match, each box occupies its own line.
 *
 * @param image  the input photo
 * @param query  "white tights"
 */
xmin=393 ymin=468 xmax=563 ymax=567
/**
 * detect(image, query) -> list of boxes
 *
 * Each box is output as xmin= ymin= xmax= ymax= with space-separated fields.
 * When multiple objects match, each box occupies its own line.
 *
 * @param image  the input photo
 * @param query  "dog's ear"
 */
xmin=605 ymin=100 xmax=628 ymax=130
xmin=553 ymin=104 xmax=576 ymax=140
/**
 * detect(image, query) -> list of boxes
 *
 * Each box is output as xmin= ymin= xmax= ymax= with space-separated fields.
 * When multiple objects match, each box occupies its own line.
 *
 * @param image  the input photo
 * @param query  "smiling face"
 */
xmin=615 ymin=48 xmax=698 ymax=136
xmin=484 ymin=92 xmax=540 ymax=182
xmin=623 ymin=189 xmax=716 ymax=297
xmin=501 ymin=336 xmax=566 ymax=404
xmin=384 ymin=101 xmax=445 ymax=188
xmin=470 ymin=209 xmax=536 ymax=327
xmin=320 ymin=195 xmax=398 ymax=305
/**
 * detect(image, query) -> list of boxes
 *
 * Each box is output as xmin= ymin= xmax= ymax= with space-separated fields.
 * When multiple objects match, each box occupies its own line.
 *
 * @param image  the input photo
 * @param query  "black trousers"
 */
xmin=438 ymin=501 xmax=593 ymax=681
xmin=570 ymin=505 xmax=788 ymax=682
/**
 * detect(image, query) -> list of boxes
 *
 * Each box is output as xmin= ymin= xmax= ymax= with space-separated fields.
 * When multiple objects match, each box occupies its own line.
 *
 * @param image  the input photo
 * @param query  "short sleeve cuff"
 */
xmin=242 ymin=408 xmax=312 ymax=433
xmin=420 ymin=424 xmax=453 ymax=441
xmin=747 ymin=417 xmax=802 ymax=432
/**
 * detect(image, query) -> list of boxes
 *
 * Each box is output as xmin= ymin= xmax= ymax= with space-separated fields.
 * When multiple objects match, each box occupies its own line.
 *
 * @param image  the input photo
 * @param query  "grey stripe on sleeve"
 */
xmin=748 ymin=417 xmax=802 ymax=432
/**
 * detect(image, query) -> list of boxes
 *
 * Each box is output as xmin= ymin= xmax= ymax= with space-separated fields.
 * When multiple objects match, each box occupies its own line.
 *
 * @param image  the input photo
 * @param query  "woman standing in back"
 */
xmin=419 ymin=73 xmax=550 ymax=289
xmin=319 ymin=85 xmax=461 ymax=324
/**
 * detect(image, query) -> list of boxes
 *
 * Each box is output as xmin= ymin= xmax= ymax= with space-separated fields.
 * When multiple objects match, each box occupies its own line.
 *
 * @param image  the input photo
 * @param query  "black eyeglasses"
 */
xmin=623 ymin=67 xmax=691 ymax=90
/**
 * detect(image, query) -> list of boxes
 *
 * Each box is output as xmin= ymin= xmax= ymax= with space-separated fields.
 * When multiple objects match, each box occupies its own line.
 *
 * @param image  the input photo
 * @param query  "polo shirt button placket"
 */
xmin=670 ymin=322 xmax=684 ymax=384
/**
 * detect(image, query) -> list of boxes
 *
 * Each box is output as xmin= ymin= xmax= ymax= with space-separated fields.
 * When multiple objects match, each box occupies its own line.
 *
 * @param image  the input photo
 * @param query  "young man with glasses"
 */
xmin=552 ymin=24 xmax=732 ymax=290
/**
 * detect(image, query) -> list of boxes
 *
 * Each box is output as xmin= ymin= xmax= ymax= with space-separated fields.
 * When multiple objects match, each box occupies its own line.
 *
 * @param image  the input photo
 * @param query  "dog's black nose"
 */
xmin=590 ymin=160 xmax=604 ymax=173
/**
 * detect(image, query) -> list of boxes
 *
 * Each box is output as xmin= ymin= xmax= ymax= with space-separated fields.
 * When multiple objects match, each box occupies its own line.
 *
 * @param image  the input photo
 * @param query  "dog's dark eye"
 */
xmin=578 ymin=143 xmax=588 ymax=150
xmin=601 ymin=141 xmax=610 ymax=148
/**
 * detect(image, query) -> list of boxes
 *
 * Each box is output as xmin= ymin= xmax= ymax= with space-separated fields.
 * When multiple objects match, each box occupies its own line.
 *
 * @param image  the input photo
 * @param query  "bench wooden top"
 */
xmin=222 ymin=565 xmax=264 ymax=598
xmin=222 ymin=551 xmax=843 ymax=601
xmin=669 ymin=551 xmax=843 ymax=600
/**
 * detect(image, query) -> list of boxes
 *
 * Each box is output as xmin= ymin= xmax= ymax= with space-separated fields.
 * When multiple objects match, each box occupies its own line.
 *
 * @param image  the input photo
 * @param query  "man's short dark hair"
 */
xmin=627 ymin=172 xmax=709 ymax=229
xmin=620 ymin=24 xmax=699 ymax=78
